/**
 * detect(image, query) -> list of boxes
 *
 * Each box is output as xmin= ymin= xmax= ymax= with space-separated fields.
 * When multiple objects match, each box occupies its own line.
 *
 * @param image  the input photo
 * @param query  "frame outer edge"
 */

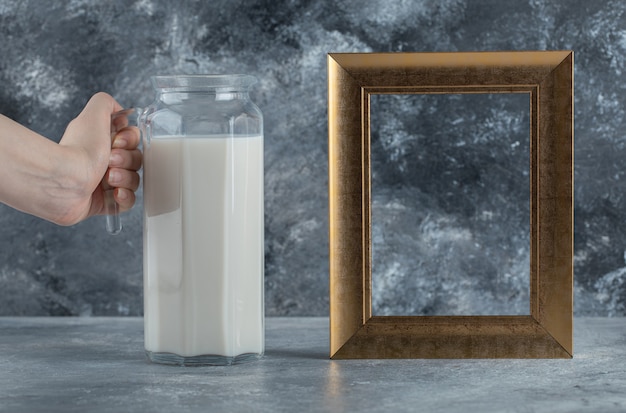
xmin=536 ymin=51 xmax=574 ymax=356
xmin=328 ymin=54 xmax=366 ymax=357
xmin=328 ymin=51 xmax=574 ymax=359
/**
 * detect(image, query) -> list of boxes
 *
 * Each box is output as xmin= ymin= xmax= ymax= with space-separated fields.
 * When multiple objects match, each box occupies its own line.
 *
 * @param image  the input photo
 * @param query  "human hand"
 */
xmin=57 ymin=92 xmax=142 ymax=225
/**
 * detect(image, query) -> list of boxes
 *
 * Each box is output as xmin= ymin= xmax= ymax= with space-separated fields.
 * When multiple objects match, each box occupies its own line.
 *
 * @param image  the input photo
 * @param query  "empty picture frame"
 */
xmin=327 ymin=51 xmax=573 ymax=359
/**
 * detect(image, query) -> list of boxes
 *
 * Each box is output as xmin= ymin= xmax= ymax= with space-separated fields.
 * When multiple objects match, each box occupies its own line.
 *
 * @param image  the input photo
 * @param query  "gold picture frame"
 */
xmin=328 ymin=51 xmax=573 ymax=359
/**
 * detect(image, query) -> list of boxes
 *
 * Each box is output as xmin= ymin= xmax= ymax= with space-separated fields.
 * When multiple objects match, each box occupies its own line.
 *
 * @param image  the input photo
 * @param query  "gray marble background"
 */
xmin=0 ymin=0 xmax=625 ymax=317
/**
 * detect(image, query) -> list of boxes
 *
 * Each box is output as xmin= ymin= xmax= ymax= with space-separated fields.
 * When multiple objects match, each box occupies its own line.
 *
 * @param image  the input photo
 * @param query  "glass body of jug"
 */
xmin=141 ymin=75 xmax=264 ymax=366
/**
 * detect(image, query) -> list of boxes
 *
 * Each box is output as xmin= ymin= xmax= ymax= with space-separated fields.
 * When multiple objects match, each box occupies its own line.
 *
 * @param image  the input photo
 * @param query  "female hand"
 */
xmin=57 ymin=92 xmax=143 ymax=225
xmin=0 ymin=92 xmax=142 ymax=226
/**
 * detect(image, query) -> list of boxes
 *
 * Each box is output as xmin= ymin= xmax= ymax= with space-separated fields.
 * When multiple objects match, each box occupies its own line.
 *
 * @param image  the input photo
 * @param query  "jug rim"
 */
xmin=151 ymin=74 xmax=257 ymax=91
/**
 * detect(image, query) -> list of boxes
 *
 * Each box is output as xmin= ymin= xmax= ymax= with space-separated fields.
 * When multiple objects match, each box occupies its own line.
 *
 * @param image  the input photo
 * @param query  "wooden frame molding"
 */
xmin=328 ymin=51 xmax=574 ymax=359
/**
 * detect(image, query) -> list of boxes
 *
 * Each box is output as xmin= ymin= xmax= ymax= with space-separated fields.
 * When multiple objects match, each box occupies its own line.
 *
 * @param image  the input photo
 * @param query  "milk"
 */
xmin=143 ymin=134 xmax=264 ymax=363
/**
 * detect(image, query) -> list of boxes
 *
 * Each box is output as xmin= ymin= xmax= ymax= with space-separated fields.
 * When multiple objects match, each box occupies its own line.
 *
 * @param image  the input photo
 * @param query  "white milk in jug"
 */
xmin=143 ymin=134 xmax=264 ymax=365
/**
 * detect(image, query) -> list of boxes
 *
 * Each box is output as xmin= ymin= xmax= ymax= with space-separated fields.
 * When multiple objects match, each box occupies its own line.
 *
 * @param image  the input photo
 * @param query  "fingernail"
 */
xmin=108 ymin=170 xmax=122 ymax=185
xmin=117 ymin=188 xmax=129 ymax=201
xmin=109 ymin=153 xmax=123 ymax=166
xmin=112 ymin=137 xmax=127 ymax=149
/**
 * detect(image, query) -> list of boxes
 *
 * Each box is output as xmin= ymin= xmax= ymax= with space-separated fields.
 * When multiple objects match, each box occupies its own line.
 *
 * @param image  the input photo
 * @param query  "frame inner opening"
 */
xmin=370 ymin=92 xmax=531 ymax=316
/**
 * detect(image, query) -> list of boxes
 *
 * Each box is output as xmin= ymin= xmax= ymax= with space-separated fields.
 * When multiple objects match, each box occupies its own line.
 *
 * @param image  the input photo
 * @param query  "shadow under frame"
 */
xmin=328 ymin=51 xmax=573 ymax=359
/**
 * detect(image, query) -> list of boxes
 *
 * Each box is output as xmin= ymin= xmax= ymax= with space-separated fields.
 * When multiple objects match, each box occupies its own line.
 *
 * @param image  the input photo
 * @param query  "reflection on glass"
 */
xmin=370 ymin=93 xmax=530 ymax=316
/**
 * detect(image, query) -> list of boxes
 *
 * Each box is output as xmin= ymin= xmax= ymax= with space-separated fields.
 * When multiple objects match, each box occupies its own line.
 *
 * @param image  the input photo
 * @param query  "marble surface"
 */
xmin=0 ymin=1 xmax=626 ymax=316
xmin=1 ymin=317 xmax=626 ymax=413
xmin=371 ymin=93 xmax=531 ymax=316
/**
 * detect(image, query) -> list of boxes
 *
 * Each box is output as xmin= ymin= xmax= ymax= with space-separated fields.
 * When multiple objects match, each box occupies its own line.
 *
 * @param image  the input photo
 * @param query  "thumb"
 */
xmin=60 ymin=92 xmax=124 ymax=163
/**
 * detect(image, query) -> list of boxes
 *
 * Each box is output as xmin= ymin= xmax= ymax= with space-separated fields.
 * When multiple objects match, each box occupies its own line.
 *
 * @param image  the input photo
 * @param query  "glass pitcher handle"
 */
xmin=104 ymin=189 xmax=121 ymax=235
xmin=105 ymin=107 xmax=142 ymax=235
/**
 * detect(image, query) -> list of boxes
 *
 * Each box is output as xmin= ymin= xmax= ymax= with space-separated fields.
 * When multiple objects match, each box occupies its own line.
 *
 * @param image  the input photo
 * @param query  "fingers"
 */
xmin=108 ymin=124 xmax=142 ymax=187
xmin=106 ymin=125 xmax=142 ymax=211
xmin=113 ymin=187 xmax=136 ymax=212
xmin=106 ymin=166 xmax=140 ymax=190
xmin=109 ymin=148 xmax=142 ymax=171
xmin=110 ymin=110 xmax=130 ymax=134
xmin=112 ymin=126 xmax=140 ymax=150
xmin=108 ymin=149 xmax=141 ymax=190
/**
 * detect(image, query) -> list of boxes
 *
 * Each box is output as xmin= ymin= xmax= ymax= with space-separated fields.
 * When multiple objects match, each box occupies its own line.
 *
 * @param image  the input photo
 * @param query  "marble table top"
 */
xmin=0 ymin=317 xmax=625 ymax=413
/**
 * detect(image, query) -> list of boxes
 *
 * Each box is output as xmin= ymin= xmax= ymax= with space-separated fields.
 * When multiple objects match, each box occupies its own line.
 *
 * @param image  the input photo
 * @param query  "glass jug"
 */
xmin=111 ymin=75 xmax=264 ymax=366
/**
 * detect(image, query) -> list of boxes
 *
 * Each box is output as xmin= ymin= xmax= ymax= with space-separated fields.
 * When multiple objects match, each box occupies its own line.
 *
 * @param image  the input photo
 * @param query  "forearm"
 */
xmin=0 ymin=114 xmax=90 ymax=225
